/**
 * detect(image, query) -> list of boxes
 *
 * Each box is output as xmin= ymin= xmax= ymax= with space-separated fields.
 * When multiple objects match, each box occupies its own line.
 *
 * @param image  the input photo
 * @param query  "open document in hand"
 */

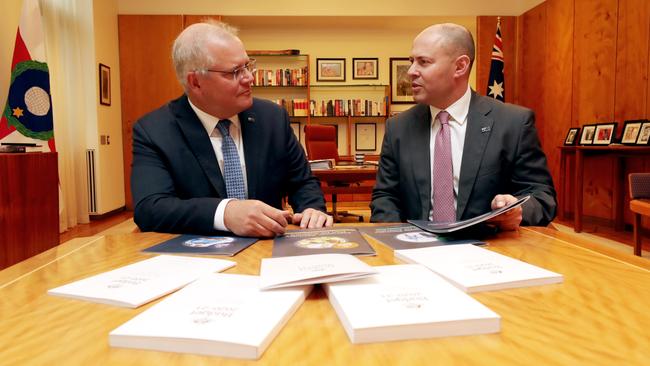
xmin=408 ymin=195 xmax=530 ymax=234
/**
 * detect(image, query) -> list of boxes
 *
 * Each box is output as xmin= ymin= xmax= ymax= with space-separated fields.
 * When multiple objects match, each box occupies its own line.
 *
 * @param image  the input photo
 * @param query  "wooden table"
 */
xmin=312 ymin=165 xmax=377 ymax=221
xmin=559 ymin=145 xmax=650 ymax=232
xmin=2 ymin=226 xmax=650 ymax=365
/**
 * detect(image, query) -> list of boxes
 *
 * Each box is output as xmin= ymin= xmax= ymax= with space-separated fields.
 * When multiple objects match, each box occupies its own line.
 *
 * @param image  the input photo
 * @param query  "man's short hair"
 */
xmin=436 ymin=23 xmax=476 ymax=71
xmin=171 ymin=20 xmax=239 ymax=89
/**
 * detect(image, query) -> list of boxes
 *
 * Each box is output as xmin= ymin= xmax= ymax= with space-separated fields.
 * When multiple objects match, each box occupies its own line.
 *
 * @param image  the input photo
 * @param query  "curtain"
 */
xmin=41 ymin=0 xmax=93 ymax=232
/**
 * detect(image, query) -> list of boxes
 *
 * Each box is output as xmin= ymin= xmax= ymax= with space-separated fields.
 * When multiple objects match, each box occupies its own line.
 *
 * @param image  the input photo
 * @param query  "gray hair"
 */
xmin=171 ymin=20 xmax=240 ymax=89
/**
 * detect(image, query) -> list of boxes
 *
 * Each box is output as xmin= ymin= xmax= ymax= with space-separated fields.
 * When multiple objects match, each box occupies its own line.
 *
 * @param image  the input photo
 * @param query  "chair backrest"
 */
xmin=629 ymin=173 xmax=650 ymax=199
xmin=304 ymin=125 xmax=340 ymax=162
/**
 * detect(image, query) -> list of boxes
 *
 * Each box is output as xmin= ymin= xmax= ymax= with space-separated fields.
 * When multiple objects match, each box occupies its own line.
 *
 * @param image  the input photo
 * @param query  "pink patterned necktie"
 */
xmin=432 ymin=110 xmax=456 ymax=223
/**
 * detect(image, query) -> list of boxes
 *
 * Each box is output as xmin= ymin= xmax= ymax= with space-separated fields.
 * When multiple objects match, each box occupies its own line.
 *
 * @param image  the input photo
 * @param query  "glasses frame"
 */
xmin=201 ymin=58 xmax=257 ymax=81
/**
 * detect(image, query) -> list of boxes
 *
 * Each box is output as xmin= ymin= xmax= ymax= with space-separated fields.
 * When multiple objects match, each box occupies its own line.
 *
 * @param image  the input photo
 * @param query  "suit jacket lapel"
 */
xmin=408 ymin=104 xmax=433 ymax=218
xmin=457 ymin=92 xmax=493 ymax=218
xmin=239 ymin=109 xmax=258 ymax=199
xmin=172 ymin=95 xmax=227 ymax=197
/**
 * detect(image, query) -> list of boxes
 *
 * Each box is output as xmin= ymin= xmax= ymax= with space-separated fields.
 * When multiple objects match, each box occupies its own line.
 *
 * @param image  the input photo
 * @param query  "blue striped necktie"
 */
xmin=215 ymin=119 xmax=246 ymax=200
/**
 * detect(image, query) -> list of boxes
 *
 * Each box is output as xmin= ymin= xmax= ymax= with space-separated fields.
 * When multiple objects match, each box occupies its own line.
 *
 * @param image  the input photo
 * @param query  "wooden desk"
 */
xmin=312 ymin=166 xmax=376 ymax=221
xmin=2 ymin=226 xmax=650 ymax=365
xmin=559 ymin=145 xmax=650 ymax=232
xmin=0 ymin=152 xmax=59 ymax=270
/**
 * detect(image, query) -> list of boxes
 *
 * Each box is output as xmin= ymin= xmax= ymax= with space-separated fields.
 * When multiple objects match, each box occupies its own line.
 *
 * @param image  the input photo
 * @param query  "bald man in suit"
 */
xmin=371 ymin=23 xmax=556 ymax=229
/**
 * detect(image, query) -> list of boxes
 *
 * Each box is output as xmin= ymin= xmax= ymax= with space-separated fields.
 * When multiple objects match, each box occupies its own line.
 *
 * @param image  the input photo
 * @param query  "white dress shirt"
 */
xmin=188 ymin=99 xmax=247 ymax=231
xmin=428 ymin=85 xmax=472 ymax=220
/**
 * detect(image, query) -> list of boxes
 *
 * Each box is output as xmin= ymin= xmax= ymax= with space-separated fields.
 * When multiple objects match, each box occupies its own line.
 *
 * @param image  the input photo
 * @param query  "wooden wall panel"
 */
xmin=615 ymin=0 xmax=650 ymax=225
xmin=544 ymin=0 xmax=574 ymax=211
xmin=118 ymin=15 xmax=184 ymax=209
xmin=476 ymin=16 xmax=517 ymax=104
xmin=572 ymin=0 xmax=619 ymax=220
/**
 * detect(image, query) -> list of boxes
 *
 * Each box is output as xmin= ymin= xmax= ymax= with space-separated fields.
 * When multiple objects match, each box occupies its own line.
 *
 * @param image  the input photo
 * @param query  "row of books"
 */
xmin=252 ymin=67 xmax=308 ymax=86
xmin=46 ymin=225 xmax=563 ymax=360
xmin=311 ymin=98 xmax=388 ymax=117
xmin=270 ymin=98 xmax=388 ymax=117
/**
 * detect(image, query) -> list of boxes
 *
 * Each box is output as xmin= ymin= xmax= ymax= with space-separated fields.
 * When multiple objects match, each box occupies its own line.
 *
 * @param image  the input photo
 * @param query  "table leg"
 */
xmin=574 ymin=149 xmax=584 ymax=232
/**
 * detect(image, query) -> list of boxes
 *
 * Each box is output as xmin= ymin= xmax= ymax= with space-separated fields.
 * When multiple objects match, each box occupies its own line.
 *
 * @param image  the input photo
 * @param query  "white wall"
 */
xmin=0 ymin=0 xmax=22 ymax=110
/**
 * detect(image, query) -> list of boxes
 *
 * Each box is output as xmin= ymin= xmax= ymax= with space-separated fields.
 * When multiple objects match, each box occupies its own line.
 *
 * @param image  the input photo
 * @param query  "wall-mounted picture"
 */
xmin=316 ymin=58 xmax=345 ymax=81
xmin=355 ymin=122 xmax=377 ymax=151
xmin=637 ymin=121 xmax=650 ymax=145
xmin=564 ymin=127 xmax=580 ymax=146
xmin=389 ymin=57 xmax=414 ymax=104
xmin=593 ymin=123 xmax=617 ymax=145
xmin=621 ymin=120 xmax=643 ymax=145
xmin=579 ymin=124 xmax=596 ymax=145
xmin=290 ymin=121 xmax=301 ymax=143
xmin=99 ymin=63 xmax=111 ymax=106
xmin=352 ymin=58 xmax=378 ymax=80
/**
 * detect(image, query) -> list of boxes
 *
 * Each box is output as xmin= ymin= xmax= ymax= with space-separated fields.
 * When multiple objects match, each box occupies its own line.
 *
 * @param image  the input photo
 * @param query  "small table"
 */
xmin=312 ymin=164 xmax=377 ymax=221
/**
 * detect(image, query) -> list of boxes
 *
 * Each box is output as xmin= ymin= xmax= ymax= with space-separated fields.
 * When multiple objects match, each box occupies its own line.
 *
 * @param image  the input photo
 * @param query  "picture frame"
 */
xmin=290 ymin=121 xmax=301 ymax=143
xmin=389 ymin=57 xmax=414 ymax=104
xmin=352 ymin=58 xmax=378 ymax=80
xmin=564 ymin=127 xmax=580 ymax=146
xmin=355 ymin=122 xmax=377 ymax=151
xmin=99 ymin=63 xmax=111 ymax=106
xmin=579 ymin=124 xmax=597 ymax=145
xmin=316 ymin=58 xmax=345 ymax=82
xmin=621 ymin=120 xmax=644 ymax=145
xmin=592 ymin=123 xmax=617 ymax=145
xmin=637 ymin=121 xmax=650 ymax=145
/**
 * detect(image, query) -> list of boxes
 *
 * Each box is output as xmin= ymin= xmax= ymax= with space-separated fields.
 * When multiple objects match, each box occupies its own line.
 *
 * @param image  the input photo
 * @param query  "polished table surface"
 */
xmin=2 ymin=225 xmax=650 ymax=365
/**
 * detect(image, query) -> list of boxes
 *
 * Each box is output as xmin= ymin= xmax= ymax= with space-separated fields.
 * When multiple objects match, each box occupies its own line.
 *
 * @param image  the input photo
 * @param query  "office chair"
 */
xmin=304 ymin=125 xmax=364 ymax=222
xmin=629 ymin=173 xmax=650 ymax=256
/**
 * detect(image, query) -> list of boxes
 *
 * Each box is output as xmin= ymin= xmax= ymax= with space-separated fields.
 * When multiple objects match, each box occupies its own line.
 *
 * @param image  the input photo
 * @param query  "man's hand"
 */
xmin=223 ymin=200 xmax=292 ymax=238
xmin=486 ymin=194 xmax=522 ymax=231
xmin=291 ymin=208 xmax=334 ymax=229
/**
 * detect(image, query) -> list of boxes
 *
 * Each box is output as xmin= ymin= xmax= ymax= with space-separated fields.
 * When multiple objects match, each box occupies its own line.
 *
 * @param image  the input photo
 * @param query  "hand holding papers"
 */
xmin=408 ymin=195 xmax=530 ymax=234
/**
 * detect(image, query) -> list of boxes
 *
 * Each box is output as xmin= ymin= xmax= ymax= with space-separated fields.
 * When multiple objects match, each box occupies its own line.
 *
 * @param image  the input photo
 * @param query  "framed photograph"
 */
xmin=355 ymin=122 xmax=377 ymax=151
xmin=389 ymin=57 xmax=414 ymax=104
xmin=579 ymin=124 xmax=597 ymax=145
xmin=621 ymin=120 xmax=643 ymax=145
xmin=564 ymin=127 xmax=580 ymax=146
xmin=593 ymin=123 xmax=617 ymax=145
xmin=99 ymin=63 xmax=111 ymax=106
xmin=290 ymin=121 xmax=301 ymax=143
xmin=352 ymin=58 xmax=378 ymax=80
xmin=316 ymin=58 xmax=345 ymax=81
xmin=637 ymin=121 xmax=650 ymax=145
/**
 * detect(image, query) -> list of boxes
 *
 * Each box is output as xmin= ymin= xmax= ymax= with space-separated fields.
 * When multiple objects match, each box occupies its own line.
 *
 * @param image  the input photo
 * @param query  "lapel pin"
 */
xmin=247 ymin=116 xmax=255 ymax=122
xmin=481 ymin=126 xmax=491 ymax=133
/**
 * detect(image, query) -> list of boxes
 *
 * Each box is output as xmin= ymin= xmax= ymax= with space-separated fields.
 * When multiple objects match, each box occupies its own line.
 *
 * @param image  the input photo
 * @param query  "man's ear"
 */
xmin=454 ymin=55 xmax=471 ymax=78
xmin=186 ymin=72 xmax=201 ymax=92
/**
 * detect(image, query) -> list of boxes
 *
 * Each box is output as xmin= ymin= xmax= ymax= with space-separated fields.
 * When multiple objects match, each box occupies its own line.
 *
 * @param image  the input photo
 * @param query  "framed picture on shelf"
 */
xmin=637 ymin=121 xmax=650 ymax=145
xmin=592 ymin=123 xmax=617 ymax=145
xmin=389 ymin=58 xmax=414 ymax=104
xmin=579 ymin=124 xmax=596 ymax=145
xmin=99 ymin=63 xmax=111 ymax=106
xmin=290 ymin=122 xmax=301 ymax=142
xmin=621 ymin=120 xmax=643 ymax=145
xmin=355 ymin=122 xmax=377 ymax=151
xmin=352 ymin=58 xmax=378 ymax=80
xmin=316 ymin=58 xmax=345 ymax=81
xmin=564 ymin=128 xmax=580 ymax=146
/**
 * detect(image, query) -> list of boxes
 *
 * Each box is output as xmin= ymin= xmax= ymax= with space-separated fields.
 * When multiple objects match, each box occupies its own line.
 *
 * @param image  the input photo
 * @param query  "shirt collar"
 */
xmin=187 ymin=97 xmax=241 ymax=136
xmin=428 ymin=85 xmax=472 ymax=125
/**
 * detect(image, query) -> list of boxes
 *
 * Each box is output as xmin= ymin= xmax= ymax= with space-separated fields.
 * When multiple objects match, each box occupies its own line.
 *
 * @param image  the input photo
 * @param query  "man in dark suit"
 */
xmin=371 ymin=23 xmax=556 ymax=230
xmin=132 ymin=21 xmax=332 ymax=237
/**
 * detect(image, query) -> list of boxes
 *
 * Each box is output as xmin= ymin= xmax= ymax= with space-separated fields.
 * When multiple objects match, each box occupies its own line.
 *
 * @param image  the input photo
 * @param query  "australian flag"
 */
xmin=487 ymin=17 xmax=505 ymax=102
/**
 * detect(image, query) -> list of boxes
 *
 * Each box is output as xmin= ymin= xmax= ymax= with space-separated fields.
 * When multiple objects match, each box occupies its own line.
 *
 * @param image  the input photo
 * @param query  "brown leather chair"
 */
xmin=629 ymin=173 xmax=650 ymax=256
xmin=304 ymin=125 xmax=364 ymax=222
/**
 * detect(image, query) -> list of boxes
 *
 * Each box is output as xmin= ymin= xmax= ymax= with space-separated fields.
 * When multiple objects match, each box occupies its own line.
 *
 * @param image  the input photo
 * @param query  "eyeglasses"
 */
xmin=201 ymin=59 xmax=257 ymax=81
